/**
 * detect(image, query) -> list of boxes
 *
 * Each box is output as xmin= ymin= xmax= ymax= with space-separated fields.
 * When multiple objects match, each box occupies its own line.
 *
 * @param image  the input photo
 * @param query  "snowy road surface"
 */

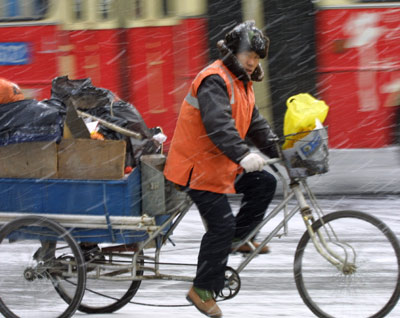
xmin=103 ymin=195 xmax=400 ymax=318
xmin=1 ymin=195 xmax=399 ymax=318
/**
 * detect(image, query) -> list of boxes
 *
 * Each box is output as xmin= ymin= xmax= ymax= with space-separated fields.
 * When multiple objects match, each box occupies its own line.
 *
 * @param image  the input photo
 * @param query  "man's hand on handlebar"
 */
xmin=239 ymin=153 xmax=266 ymax=172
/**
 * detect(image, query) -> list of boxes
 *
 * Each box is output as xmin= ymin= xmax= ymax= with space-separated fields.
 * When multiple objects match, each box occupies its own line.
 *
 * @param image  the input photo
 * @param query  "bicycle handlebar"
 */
xmin=263 ymin=158 xmax=281 ymax=166
xmin=263 ymin=158 xmax=282 ymax=175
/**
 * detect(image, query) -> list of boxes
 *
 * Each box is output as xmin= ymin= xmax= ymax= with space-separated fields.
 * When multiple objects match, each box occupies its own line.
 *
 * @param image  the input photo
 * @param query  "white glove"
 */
xmin=152 ymin=133 xmax=167 ymax=144
xmin=239 ymin=153 xmax=266 ymax=173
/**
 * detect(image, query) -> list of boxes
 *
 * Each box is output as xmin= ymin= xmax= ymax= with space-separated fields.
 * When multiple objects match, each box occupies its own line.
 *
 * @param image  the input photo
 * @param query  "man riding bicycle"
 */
xmin=164 ymin=21 xmax=278 ymax=317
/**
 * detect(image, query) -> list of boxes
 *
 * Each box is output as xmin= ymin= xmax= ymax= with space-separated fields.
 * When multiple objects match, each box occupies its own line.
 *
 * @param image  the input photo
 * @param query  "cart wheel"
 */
xmin=53 ymin=246 xmax=144 ymax=313
xmin=0 ymin=215 xmax=86 ymax=318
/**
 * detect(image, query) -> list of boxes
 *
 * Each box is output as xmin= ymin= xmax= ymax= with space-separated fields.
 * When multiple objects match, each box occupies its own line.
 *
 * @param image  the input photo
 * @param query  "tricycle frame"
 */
xmin=0 ymin=131 xmax=400 ymax=318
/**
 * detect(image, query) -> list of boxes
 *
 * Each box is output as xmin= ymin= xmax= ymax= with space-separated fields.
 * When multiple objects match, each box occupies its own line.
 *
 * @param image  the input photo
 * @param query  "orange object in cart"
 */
xmin=315 ymin=4 xmax=400 ymax=148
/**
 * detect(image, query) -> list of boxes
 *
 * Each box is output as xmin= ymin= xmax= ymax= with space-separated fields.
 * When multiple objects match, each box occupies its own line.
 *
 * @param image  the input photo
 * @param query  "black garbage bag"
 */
xmin=0 ymin=98 xmax=66 ymax=146
xmin=51 ymin=76 xmax=160 ymax=167
xmin=51 ymin=76 xmax=111 ymax=109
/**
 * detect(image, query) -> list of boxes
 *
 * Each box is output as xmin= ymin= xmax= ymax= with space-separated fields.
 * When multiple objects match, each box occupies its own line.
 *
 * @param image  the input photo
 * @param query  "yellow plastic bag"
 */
xmin=282 ymin=93 xmax=329 ymax=149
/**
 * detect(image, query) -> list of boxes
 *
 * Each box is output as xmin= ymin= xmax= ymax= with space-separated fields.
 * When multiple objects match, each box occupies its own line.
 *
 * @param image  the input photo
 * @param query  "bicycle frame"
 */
xmin=230 ymin=158 xmax=356 ymax=276
xmin=0 ymin=155 xmax=360 ymax=311
xmin=40 ymin=131 xmax=348 ymax=284
xmin=91 ymin=156 xmax=354 ymax=284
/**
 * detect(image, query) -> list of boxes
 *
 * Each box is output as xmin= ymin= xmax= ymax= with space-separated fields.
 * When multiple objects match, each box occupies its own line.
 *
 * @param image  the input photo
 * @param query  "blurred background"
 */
xmin=0 ymin=3 xmax=399 ymax=317
xmin=0 ymin=0 xmax=399 ymax=150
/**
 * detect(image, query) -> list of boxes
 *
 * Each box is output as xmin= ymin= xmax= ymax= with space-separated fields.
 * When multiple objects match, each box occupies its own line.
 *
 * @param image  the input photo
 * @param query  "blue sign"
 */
xmin=0 ymin=42 xmax=30 ymax=65
xmin=300 ymin=133 xmax=322 ymax=157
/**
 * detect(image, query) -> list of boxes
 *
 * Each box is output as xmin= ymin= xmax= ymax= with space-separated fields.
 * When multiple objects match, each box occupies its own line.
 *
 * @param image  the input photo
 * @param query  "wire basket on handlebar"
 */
xmin=281 ymin=127 xmax=329 ymax=178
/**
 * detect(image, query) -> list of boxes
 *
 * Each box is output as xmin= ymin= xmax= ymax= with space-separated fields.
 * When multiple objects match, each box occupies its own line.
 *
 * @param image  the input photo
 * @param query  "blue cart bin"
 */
xmin=0 ymin=168 xmax=141 ymax=216
xmin=0 ymin=168 xmax=171 ymax=244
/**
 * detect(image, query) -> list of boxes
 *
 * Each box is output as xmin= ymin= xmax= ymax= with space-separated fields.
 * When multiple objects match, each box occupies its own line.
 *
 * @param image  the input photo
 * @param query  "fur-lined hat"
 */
xmin=225 ymin=20 xmax=269 ymax=59
xmin=217 ymin=21 xmax=269 ymax=82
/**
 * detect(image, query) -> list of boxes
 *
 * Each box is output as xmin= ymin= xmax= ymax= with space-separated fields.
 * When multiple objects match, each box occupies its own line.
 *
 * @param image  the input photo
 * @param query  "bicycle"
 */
xmin=0 ymin=127 xmax=399 ymax=318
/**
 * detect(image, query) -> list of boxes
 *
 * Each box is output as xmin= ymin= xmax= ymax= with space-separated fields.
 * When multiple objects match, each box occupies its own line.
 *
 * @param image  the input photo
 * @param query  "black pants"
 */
xmin=187 ymin=170 xmax=277 ymax=293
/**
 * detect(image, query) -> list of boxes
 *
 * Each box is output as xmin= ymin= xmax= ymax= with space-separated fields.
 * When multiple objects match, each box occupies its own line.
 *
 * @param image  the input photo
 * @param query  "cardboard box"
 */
xmin=0 ymin=141 xmax=57 ymax=179
xmin=58 ymin=139 xmax=126 ymax=180
xmin=0 ymin=139 xmax=126 ymax=180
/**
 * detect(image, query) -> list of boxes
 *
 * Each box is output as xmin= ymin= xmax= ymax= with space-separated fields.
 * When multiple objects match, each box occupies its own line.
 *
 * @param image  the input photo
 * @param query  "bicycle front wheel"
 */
xmin=294 ymin=210 xmax=400 ymax=318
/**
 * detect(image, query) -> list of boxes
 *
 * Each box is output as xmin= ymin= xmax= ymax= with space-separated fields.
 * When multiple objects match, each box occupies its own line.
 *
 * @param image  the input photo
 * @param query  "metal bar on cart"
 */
xmin=102 ymin=183 xmax=116 ymax=242
xmin=76 ymin=110 xmax=142 ymax=139
xmin=0 ymin=212 xmax=158 ymax=231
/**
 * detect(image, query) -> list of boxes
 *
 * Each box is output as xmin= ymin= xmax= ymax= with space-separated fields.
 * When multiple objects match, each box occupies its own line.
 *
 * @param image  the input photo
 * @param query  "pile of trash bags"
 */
xmin=0 ymin=77 xmax=65 ymax=146
xmin=0 ymin=76 xmax=161 ymax=168
xmin=51 ymin=76 xmax=161 ymax=167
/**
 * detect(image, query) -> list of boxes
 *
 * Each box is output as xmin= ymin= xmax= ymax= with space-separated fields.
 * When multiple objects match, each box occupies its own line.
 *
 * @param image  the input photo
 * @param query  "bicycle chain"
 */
xmin=65 ymin=261 xmax=240 ymax=308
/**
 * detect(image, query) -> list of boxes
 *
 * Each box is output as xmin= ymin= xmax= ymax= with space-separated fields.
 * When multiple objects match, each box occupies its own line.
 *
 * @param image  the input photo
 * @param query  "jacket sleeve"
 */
xmin=197 ymin=74 xmax=250 ymax=164
xmin=246 ymin=106 xmax=279 ymax=158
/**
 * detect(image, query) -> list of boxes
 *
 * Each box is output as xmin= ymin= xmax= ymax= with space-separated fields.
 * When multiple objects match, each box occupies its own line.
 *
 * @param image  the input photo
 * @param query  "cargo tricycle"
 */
xmin=0 ymin=128 xmax=399 ymax=318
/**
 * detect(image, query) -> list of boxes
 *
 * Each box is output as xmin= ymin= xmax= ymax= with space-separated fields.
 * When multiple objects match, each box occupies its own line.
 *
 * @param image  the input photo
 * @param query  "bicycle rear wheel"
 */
xmin=294 ymin=210 xmax=400 ymax=318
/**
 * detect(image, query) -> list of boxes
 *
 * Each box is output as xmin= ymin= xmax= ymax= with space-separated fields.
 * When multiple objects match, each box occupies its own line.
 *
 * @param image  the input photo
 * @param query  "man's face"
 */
xmin=236 ymin=51 xmax=260 ymax=75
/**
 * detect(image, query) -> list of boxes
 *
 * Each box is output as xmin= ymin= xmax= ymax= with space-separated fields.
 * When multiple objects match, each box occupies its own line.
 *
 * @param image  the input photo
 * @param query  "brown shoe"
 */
xmin=186 ymin=286 xmax=222 ymax=317
xmin=232 ymin=241 xmax=270 ymax=254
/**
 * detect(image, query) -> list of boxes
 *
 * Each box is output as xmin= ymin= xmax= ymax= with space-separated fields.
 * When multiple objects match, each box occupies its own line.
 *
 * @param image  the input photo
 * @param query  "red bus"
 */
xmin=0 ymin=0 xmax=209 ymax=148
xmin=314 ymin=0 xmax=400 ymax=148
xmin=1 ymin=0 xmax=398 ymax=149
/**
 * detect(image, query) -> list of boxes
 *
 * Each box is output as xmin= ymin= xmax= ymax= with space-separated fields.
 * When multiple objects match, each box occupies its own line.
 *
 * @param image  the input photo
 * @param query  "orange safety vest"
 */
xmin=164 ymin=60 xmax=255 ymax=194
